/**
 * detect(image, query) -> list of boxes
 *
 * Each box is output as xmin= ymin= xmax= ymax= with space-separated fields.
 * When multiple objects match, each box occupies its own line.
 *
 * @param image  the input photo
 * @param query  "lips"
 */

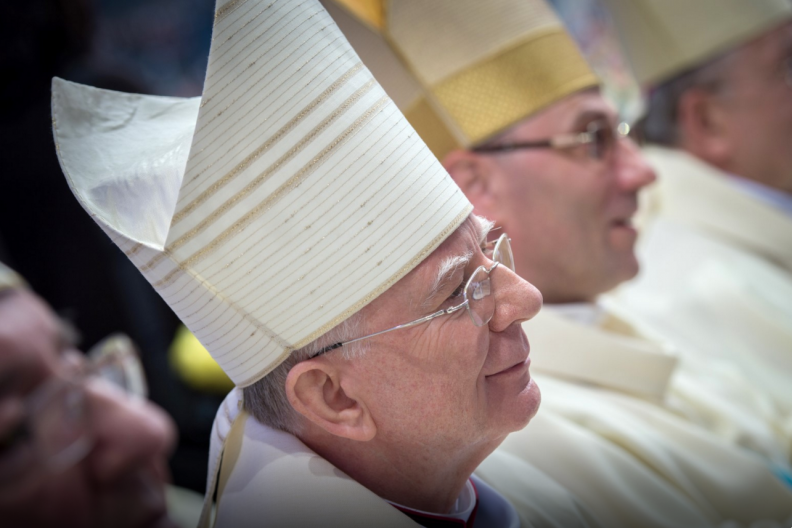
xmin=487 ymin=357 xmax=530 ymax=378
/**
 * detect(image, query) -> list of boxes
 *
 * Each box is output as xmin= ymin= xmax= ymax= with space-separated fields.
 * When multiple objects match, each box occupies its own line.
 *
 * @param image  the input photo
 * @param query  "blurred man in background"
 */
xmin=602 ymin=0 xmax=792 ymax=429
xmin=0 ymin=0 xmax=227 ymax=492
xmin=0 ymin=261 xmax=182 ymax=528
xmin=326 ymin=0 xmax=792 ymax=525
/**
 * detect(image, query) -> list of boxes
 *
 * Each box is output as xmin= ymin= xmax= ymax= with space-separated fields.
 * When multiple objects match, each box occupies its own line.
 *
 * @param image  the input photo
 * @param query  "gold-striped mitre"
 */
xmin=600 ymin=0 xmax=792 ymax=87
xmin=52 ymin=0 xmax=472 ymax=387
xmin=326 ymin=0 xmax=600 ymax=160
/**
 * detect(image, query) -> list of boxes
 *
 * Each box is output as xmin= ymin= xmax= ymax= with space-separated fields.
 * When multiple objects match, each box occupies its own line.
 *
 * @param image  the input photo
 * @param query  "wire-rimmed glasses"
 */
xmin=0 ymin=334 xmax=147 ymax=487
xmin=473 ymin=120 xmax=631 ymax=160
xmin=310 ymin=234 xmax=514 ymax=358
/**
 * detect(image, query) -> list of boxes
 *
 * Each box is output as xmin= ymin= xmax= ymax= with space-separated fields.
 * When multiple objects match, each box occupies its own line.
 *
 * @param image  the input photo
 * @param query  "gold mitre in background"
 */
xmin=52 ymin=0 xmax=471 ymax=387
xmin=326 ymin=0 xmax=600 ymax=160
xmin=599 ymin=0 xmax=792 ymax=87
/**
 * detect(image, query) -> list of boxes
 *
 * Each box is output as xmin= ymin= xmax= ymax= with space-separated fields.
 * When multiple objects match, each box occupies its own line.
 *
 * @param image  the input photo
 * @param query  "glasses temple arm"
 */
xmin=309 ymin=301 xmax=470 ymax=358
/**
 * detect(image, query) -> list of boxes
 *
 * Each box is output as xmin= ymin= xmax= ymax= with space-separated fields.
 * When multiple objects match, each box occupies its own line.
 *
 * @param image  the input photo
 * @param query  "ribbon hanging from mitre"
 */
xmin=52 ymin=0 xmax=472 ymax=388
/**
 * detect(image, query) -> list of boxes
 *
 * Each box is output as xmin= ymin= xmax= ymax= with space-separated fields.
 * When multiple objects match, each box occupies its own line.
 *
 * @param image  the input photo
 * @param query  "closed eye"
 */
xmin=445 ymin=280 xmax=465 ymax=304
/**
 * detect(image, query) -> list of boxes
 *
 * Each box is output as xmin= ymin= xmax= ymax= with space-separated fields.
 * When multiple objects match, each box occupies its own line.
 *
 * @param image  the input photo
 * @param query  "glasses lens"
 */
xmin=34 ymin=382 xmax=91 ymax=471
xmin=589 ymin=121 xmax=614 ymax=160
xmin=466 ymin=267 xmax=495 ymax=327
xmin=491 ymin=235 xmax=514 ymax=271
xmin=88 ymin=335 xmax=148 ymax=399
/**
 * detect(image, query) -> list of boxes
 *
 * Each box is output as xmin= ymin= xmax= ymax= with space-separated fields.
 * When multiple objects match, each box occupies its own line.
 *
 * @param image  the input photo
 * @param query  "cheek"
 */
xmin=363 ymin=327 xmax=489 ymax=425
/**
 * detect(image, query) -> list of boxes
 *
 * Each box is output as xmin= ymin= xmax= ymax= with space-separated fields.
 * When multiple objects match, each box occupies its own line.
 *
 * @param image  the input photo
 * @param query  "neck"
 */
xmin=298 ymin=426 xmax=500 ymax=513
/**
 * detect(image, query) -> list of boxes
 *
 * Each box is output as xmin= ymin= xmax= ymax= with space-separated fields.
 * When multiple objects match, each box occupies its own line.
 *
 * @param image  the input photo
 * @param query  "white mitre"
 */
xmin=51 ymin=0 xmax=471 ymax=389
xmin=599 ymin=0 xmax=792 ymax=87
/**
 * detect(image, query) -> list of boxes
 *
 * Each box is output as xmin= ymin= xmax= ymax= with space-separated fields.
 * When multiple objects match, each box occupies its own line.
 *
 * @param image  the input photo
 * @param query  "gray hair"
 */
xmin=243 ymin=312 xmax=369 ymax=435
xmin=640 ymin=47 xmax=740 ymax=146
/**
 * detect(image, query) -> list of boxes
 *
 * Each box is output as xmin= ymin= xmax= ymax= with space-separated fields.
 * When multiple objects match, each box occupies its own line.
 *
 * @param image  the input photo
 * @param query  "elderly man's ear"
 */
xmin=443 ymin=150 xmax=500 ymax=220
xmin=285 ymin=360 xmax=377 ymax=441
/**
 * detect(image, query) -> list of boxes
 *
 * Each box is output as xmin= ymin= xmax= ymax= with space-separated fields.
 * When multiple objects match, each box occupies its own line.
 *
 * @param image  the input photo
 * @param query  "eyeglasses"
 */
xmin=0 ymin=334 xmax=147 ymax=487
xmin=473 ymin=120 xmax=631 ymax=160
xmin=310 ymin=234 xmax=514 ymax=358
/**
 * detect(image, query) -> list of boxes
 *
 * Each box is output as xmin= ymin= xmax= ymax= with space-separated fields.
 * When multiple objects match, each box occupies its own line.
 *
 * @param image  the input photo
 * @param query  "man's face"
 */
xmin=339 ymin=218 xmax=542 ymax=461
xmin=464 ymin=90 xmax=656 ymax=303
xmin=0 ymin=289 xmax=177 ymax=528
xmin=714 ymin=21 xmax=792 ymax=193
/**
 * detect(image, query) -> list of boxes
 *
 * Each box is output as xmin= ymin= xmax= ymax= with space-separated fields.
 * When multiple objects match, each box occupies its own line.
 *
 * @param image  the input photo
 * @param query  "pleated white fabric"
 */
xmin=52 ymin=0 xmax=472 ymax=387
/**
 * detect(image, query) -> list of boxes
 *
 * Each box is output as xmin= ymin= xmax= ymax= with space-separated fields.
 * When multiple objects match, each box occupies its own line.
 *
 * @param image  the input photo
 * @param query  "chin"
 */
xmin=496 ymin=377 xmax=542 ymax=434
xmin=602 ymin=253 xmax=640 ymax=292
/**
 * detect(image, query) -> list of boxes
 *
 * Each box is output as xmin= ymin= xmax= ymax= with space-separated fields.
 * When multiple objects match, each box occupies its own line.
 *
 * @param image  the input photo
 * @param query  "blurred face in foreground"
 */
xmin=445 ymin=89 xmax=656 ymax=303
xmin=0 ymin=289 xmax=177 ymax=528
xmin=285 ymin=216 xmax=543 ymax=512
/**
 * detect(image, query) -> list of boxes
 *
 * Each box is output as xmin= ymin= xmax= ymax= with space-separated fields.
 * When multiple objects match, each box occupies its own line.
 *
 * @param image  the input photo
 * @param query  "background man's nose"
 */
xmin=85 ymin=381 xmax=177 ymax=484
xmin=616 ymin=139 xmax=657 ymax=191
xmin=490 ymin=268 xmax=543 ymax=332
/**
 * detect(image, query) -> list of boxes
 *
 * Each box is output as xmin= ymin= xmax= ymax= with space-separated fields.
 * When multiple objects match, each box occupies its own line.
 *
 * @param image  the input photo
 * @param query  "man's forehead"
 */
xmin=506 ymin=88 xmax=615 ymax=137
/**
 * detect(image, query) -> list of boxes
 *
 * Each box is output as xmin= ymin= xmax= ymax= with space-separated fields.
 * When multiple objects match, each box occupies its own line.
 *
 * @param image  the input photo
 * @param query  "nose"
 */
xmin=614 ymin=138 xmax=657 ymax=192
xmin=489 ymin=266 xmax=543 ymax=333
xmin=84 ymin=380 xmax=177 ymax=484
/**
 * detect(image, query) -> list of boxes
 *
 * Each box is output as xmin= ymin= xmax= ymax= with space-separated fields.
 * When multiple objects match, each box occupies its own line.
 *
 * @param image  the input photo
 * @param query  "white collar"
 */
xmin=726 ymin=173 xmax=792 ymax=218
xmin=387 ymin=479 xmax=477 ymax=523
xmin=546 ymin=302 xmax=606 ymax=326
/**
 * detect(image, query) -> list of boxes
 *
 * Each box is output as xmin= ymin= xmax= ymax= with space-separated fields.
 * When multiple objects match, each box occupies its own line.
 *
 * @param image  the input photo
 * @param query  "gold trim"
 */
xmin=213 ymin=1 xmax=276 ymax=52
xmin=165 ymin=263 xmax=292 ymax=354
xmin=190 ymin=53 xmax=349 ymax=190
xmin=215 ymin=0 xmax=248 ymax=21
xmin=125 ymin=244 xmax=143 ymax=257
xmin=142 ymin=79 xmax=377 ymax=274
xmin=425 ymin=29 xmax=599 ymax=152
xmin=152 ymin=95 xmax=390 ymax=288
xmin=173 ymin=63 xmax=364 ymax=226
xmin=293 ymin=204 xmax=472 ymax=349
xmin=333 ymin=0 xmax=386 ymax=31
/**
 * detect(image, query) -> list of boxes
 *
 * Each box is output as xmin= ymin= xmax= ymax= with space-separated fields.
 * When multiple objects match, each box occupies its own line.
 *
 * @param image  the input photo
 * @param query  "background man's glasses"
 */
xmin=310 ymin=234 xmax=515 ymax=358
xmin=473 ymin=120 xmax=631 ymax=160
xmin=0 ymin=335 xmax=146 ymax=487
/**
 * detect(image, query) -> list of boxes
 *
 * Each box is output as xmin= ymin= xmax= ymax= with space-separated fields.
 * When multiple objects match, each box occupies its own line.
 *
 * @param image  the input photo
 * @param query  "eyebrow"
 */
xmin=421 ymin=250 xmax=473 ymax=310
xmin=420 ymin=217 xmax=494 ymax=309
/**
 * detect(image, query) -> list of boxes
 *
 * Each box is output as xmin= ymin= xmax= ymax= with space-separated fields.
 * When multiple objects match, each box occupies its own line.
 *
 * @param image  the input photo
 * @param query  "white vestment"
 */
xmin=205 ymin=389 xmax=603 ymax=528
xmin=608 ymin=146 xmax=792 ymax=428
xmin=482 ymin=308 xmax=792 ymax=528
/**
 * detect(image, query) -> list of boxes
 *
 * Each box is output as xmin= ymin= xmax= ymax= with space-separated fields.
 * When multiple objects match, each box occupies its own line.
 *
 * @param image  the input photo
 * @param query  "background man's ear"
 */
xmin=443 ymin=149 xmax=499 ymax=220
xmin=677 ymin=88 xmax=733 ymax=168
xmin=284 ymin=360 xmax=376 ymax=442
